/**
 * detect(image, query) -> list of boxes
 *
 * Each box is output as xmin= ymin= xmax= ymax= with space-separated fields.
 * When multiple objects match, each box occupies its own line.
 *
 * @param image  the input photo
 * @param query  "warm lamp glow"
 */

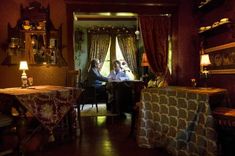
xmin=19 ymin=61 xmax=28 ymax=88
xmin=141 ymin=52 xmax=149 ymax=66
xmin=19 ymin=61 xmax=29 ymax=70
xmin=200 ymin=54 xmax=211 ymax=84
xmin=200 ymin=54 xmax=211 ymax=66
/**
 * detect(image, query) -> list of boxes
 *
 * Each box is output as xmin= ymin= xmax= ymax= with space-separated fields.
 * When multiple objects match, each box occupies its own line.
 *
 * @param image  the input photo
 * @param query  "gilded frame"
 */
xmin=205 ymin=42 xmax=235 ymax=74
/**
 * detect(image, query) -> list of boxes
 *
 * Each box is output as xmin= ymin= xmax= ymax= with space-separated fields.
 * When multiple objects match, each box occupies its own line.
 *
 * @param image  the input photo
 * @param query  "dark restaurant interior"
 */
xmin=1 ymin=0 xmax=235 ymax=156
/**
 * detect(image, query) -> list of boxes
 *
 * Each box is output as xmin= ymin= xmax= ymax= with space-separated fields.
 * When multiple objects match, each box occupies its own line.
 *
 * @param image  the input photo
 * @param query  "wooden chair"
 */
xmin=0 ymin=112 xmax=18 ymax=156
xmin=64 ymin=69 xmax=82 ymax=137
xmin=80 ymin=85 xmax=99 ymax=112
xmin=66 ymin=69 xmax=81 ymax=88
xmin=79 ymin=79 xmax=108 ymax=113
xmin=0 ymin=98 xmax=45 ymax=155
xmin=213 ymin=107 xmax=235 ymax=155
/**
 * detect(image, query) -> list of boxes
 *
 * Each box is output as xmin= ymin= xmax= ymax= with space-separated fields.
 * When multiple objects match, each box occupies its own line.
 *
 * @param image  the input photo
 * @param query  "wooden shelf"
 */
xmin=199 ymin=22 xmax=233 ymax=37
xmin=197 ymin=0 xmax=225 ymax=13
xmin=20 ymin=29 xmax=46 ymax=34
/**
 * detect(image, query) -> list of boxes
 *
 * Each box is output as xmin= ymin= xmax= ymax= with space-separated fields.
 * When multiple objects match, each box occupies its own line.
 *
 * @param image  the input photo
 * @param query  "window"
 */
xmin=100 ymin=37 xmax=135 ymax=80
xmin=100 ymin=40 xmax=111 ymax=77
xmin=168 ymin=35 xmax=172 ymax=74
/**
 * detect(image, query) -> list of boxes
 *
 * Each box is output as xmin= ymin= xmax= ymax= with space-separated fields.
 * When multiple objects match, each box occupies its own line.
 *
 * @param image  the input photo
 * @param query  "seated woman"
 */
xmin=87 ymin=59 xmax=108 ymax=93
xmin=108 ymin=60 xmax=130 ymax=81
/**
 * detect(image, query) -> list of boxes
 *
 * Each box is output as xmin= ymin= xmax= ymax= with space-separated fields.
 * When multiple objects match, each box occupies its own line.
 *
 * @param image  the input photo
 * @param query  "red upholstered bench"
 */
xmin=213 ymin=107 xmax=235 ymax=128
xmin=213 ymin=107 xmax=235 ymax=155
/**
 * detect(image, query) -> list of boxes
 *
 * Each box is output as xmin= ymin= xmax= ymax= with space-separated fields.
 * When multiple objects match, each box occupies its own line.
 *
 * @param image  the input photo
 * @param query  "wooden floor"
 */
xmin=31 ymin=115 xmax=171 ymax=156
xmin=5 ymin=114 xmax=234 ymax=156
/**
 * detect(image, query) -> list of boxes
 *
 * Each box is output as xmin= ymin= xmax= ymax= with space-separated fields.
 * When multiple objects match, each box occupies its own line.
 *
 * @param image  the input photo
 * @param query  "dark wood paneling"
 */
xmin=197 ymin=0 xmax=235 ymax=105
xmin=174 ymin=0 xmax=199 ymax=86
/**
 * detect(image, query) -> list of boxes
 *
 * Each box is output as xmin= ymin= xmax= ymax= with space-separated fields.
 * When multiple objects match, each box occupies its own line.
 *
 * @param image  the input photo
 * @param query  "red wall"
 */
xmin=175 ymin=0 xmax=199 ymax=85
xmin=0 ymin=0 xmax=68 ymax=87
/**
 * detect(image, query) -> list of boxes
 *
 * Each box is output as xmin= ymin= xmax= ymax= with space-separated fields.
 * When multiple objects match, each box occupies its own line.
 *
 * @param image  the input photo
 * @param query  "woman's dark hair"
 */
xmin=90 ymin=59 xmax=99 ymax=68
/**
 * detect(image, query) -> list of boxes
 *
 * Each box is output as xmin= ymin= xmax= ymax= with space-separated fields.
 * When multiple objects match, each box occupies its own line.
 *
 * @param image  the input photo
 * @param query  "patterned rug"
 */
xmin=80 ymin=104 xmax=118 ymax=117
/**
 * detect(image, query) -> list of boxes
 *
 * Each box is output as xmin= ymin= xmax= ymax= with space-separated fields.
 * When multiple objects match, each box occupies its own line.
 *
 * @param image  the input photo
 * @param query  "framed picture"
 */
xmin=205 ymin=42 xmax=235 ymax=74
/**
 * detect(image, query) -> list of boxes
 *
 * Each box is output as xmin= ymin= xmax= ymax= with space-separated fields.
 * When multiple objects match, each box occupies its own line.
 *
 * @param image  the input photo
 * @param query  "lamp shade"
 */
xmin=141 ymin=52 xmax=149 ymax=66
xmin=19 ymin=61 xmax=28 ymax=70
xmin=200 ymin=54 xmax=211 ymax=66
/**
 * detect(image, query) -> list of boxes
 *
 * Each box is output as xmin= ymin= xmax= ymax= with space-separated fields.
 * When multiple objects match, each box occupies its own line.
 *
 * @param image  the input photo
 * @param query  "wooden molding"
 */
xmin=64 ymin=0 xmax=178 ymax=7
xmin=205 ymin=42 xmax=235 ymax=53
xmin=209 ymin=69 xmax=235 ymax=74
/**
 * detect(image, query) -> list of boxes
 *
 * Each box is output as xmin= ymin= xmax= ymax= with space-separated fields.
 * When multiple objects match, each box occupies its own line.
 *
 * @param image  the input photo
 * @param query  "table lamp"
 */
xmin=141 ymin=52 xmax=150 ymax=84
xmin=200 ymin=54 xmax=211 ymax=76
xmin=200 ymin=54 xmax=211 ymax=87
xmin=141 ymin=52 xmax=150 ymax=67
xmin=19 ymin=61 xmax=28 ymax=88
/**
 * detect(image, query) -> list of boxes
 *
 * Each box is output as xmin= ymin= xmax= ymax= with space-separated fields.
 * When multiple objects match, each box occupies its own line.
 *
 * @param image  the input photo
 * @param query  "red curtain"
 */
xmin=139 ymin=15 xmax=170 ymax=74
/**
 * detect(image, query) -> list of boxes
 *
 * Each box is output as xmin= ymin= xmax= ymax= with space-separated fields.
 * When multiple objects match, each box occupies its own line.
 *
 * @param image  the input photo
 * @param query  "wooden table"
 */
xmin=0 ymin=85 xmax=82 ymax=152
xmin=106 ymin=80 xmax=145 ymax=135
xmin=107 ymin=80 xmax=145 ymax=114
xmin=137 ymin=86 xmax=228 ymax=156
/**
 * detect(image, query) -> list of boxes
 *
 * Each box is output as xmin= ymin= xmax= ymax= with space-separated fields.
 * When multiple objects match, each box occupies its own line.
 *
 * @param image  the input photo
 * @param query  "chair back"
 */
xmin=66 ymin=69 xmax=81 ymax=87
xmin=79 ymin=86 xmax=97 ymax=104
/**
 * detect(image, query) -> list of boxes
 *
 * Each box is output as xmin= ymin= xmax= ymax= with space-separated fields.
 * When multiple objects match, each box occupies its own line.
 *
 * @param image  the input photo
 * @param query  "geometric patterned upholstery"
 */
xmin=137 ymin=87 xmax=227 ymax=156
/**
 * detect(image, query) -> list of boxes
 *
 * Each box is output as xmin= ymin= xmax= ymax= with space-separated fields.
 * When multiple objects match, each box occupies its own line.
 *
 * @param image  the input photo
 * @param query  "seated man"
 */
xmin=107 ymin=60 xmax=130 ymax=113
xmin=108 ymin=60 xmax=130 ymax=81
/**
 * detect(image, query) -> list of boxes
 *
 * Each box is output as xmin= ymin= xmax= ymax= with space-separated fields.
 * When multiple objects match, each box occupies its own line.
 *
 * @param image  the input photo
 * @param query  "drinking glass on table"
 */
xmin=28 ymin=77 xmax=33 ymax=86
xmin=191 ymin=78 xmax=196 ymax=88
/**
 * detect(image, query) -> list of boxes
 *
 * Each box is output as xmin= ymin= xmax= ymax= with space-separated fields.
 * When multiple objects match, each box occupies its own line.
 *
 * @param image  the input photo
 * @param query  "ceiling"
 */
xmin=74 ymin=12 xmax=137 ymax=28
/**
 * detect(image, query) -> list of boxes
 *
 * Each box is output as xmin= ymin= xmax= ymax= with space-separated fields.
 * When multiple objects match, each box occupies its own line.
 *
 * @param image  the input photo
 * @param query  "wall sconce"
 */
xmin=19 ymin=61 xmax=29 ymax=88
